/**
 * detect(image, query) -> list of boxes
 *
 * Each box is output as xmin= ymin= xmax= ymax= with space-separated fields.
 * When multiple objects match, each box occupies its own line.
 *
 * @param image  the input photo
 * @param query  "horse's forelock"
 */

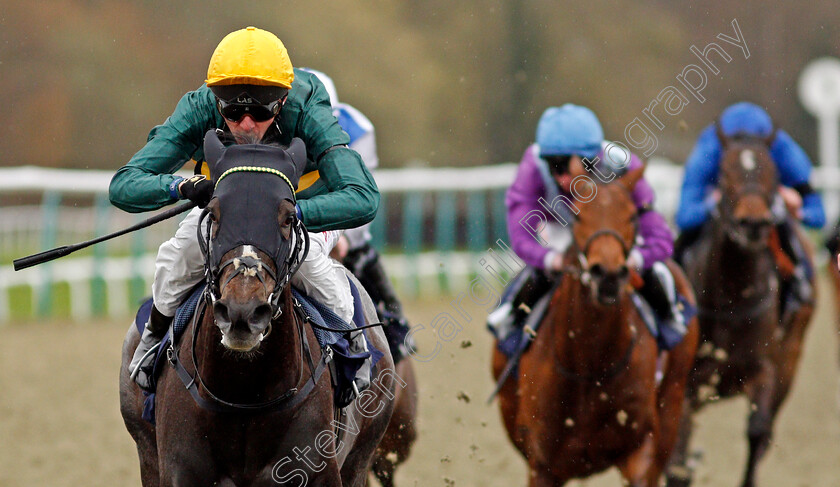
xmin=574 ymin=182 xmax=637 ymax=252
xmin=720 ymin=142 xmax=777 ymax=192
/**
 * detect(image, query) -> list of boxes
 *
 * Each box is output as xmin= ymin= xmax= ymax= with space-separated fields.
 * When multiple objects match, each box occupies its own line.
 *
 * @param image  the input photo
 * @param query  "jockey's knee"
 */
xmin=294 ymin=234 xmax=355 ymax=323
xmin=152 ymin=209 xmax=206 ymax=316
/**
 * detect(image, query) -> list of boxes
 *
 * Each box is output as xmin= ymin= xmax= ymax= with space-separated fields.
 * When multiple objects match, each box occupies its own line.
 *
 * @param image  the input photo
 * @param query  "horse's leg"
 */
xmin=527 ymin=464 xmax=568 ymax=487
xmin=656 ymin=313 xmax=700 ymax=475
xmin=371 ymin=459 xmax=395 ymax=487
xmin=370 ymin=360 xmax=418 ymax=487
xmin=617 ymin=432 xmax=661 ymax=487
xmin=119 ymin=326 xmax=160 ymax=487
xmin=665 ymin=407 xmax=697 ymax=487
xmin=740 ymin=359 xmax=778 ymax=487
xmin=771 ymin=301 xmax=812 ymax=413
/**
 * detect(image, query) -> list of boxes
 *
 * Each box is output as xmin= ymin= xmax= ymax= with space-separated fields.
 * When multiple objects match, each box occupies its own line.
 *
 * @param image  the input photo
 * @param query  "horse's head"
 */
xmin=569 ymin=164 xmax=643 ymax=306
xmin=717 ymin=127 xmax=779 ymax=250
xmin=201 ymin=130 xmax=308 ymax=352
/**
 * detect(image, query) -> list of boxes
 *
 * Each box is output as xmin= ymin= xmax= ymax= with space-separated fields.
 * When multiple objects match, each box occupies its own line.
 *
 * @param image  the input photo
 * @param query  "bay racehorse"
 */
xmin=492 ymin=165 xmax=700 ymax=486
xmin=120 ymin=132 xmax=396 ymax=486
xmin=666 ymin=129 xmax=816 ymax=487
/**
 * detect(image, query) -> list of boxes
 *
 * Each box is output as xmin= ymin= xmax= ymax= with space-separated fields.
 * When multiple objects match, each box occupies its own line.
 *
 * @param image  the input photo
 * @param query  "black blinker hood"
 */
xmin=203 ymin=129 xmax=307 ymax=273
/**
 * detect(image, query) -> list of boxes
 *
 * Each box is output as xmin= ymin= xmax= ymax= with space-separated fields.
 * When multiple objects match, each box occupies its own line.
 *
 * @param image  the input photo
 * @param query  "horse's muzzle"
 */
xmin=732 ymin=217 xmax=773 ymax=248
xmin=587 ymin=264 xmax=629 ymax=306
xmin=213 ymin=299 xmax=273 ymax=351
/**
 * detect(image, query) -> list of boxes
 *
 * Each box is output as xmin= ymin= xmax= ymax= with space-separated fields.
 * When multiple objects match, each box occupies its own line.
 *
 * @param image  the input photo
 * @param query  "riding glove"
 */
xmin=178 ymin=175 xmax=214 ymax=208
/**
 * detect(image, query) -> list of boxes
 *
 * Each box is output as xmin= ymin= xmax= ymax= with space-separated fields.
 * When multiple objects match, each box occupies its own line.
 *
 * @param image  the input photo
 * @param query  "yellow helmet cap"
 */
xmin=206 ymin=26 xmax=294 ymax=89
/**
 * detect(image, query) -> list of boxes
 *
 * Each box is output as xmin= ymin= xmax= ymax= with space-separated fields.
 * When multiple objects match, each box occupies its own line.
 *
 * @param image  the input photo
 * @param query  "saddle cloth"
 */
xmin=493 ymin=290 xmax=696 ymax=361
xmin=134 ymin=278 xmax=382 ymax=423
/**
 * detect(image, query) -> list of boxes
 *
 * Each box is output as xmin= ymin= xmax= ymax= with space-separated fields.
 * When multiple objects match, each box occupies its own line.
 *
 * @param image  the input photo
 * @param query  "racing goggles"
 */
xmin=216 ymin=98 xmax=283 ymax=123
xmin=544 ymin=154 xmax=573 ymax=175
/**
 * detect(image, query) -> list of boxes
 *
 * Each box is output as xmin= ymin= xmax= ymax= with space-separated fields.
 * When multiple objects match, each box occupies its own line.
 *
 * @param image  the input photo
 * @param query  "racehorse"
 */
xmin=119 ymin=132 xmax=396 ymax=486
xmin=492 ymin=165 xmax=700 ymax=487
xmin=666 ymin=130 xmax=816 ymax=487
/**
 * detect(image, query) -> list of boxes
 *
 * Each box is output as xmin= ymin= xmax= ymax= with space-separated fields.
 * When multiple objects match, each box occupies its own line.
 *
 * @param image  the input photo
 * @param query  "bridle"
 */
xmin=164 ymin=207 xmax=331 ymax=414
xmin=718 ymin=149 xmax=779 ymax=249
xmin=197 ymin=201 xmax=310 ymax=320
xmin=559 ymin=185 xmax=639 ymax=286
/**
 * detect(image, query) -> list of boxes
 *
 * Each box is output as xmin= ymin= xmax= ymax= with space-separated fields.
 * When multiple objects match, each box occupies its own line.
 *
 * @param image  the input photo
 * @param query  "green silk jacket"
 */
xmin=109 ymin=69 xmax=379 ymax=233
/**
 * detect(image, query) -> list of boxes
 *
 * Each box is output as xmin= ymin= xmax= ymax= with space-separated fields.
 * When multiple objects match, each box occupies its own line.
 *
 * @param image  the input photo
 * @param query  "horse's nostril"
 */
xmin=616 ymin=265 xmax=629 ymax=280
xmin=250 ymin=304 xmax=272 ymax=326
xmin=214 ymin=302 xmax=230 ymax=324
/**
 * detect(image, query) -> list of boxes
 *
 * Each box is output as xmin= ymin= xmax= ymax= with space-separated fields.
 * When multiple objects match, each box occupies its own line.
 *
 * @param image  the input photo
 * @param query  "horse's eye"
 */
xmin=284 ymin=215 xmax=294 ymax=226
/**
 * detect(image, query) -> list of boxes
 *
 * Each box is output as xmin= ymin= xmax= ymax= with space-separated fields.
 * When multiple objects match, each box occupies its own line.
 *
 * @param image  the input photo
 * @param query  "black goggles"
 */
xmin=544 ymin=155 xmax=573 ymax=175
xmin=216 ymin=98 xmax=283 ymax=123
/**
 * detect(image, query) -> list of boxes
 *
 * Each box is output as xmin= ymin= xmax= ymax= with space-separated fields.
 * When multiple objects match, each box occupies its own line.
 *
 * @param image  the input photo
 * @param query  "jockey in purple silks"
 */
xmin=488 ymin=104 xmax=686 ymax=350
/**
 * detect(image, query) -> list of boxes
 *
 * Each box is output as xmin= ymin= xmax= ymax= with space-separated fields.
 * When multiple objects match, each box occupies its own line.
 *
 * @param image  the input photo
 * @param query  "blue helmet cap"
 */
xmin=719 ymin=102 xmax=774 ymax=138
xmin=536 ymin=104 xmax=604 ymax=159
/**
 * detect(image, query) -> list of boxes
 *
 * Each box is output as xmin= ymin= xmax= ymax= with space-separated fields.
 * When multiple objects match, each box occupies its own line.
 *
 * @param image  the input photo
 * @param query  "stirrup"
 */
xmin=129 ymin=342 xmax=161 ymax=381
xmin=487 ymin=302 xmax=514 ymax=338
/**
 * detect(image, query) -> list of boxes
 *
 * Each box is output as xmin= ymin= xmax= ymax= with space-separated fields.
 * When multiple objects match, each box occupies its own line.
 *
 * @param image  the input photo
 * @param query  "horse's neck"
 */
xmin=705 ymin=225 xmax=774 ymax=299
xmin=194 ymin=300 xmax=303 ymax=401
xmin=551 ymin=278 xmax=636 ymax=368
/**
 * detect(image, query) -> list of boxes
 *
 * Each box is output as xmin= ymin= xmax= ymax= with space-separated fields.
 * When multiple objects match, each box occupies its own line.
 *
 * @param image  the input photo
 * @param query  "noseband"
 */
xmin=562 ymin=215 xmax=638 ymax=285
xmin=197 ymin=207 xmax=310 ymax=319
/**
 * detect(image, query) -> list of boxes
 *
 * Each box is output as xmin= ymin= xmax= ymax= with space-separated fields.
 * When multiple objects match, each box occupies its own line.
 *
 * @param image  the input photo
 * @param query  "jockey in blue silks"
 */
xmin=674 ymin=102 xmax=826 ymax=307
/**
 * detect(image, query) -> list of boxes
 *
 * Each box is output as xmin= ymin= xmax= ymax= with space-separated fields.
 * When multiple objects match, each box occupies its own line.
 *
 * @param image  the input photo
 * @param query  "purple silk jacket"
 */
xmin=505 ymin=144 xmax=673 ymax=270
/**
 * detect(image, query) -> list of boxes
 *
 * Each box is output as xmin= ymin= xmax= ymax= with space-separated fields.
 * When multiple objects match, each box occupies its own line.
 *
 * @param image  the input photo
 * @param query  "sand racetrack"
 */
xmin=1 ymin=275 xmax=839 ymax=486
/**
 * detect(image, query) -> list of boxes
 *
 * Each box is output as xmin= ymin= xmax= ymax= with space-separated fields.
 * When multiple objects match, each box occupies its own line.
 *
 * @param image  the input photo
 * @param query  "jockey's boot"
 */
xmin=673 ymin=226 xmax=704 ymax=265
xmin=487 ymin=266 xmax=552 ymax=340
xmin=129 ymin=305 xmax=172 ymax=391
xmin=775 ymin=219 xmax=813 ymax=314
xmin=344 ymin=243 xmax=416 ymax=362
xmin=640 ymin=262 xmax=687 ymax=350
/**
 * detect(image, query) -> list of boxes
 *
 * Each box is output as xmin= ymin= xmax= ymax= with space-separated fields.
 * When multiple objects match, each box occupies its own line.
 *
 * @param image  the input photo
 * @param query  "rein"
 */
xmin=166 ymin=290 xmax=333 ymax=414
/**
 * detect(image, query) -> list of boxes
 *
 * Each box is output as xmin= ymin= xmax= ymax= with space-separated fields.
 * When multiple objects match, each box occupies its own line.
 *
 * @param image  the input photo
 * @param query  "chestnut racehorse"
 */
xmin=492 ymin=165 xmax=699 ymax=487
xmin=120 ymin=134 xmax=396 ymax=486
xmin=666 ymin=130 xmax=816 ymax=487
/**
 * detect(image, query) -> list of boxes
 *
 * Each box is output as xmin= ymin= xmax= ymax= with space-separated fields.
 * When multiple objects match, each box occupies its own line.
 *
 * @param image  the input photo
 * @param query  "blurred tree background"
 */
xmin=1 ymin=0 xmax=838 ymax=170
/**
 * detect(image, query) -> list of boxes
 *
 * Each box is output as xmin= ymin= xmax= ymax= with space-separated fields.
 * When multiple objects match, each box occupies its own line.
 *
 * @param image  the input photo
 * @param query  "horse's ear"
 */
xmin=285 ymin=137 xmax=308 ymax=183
xmin=568 ymin=156 xmax=588 ymax=179
xmin=764 ymin=127 xmax=779 ymax=148
xmin=204 ymin=129 xmax=226 ymax=178
xmin=714 ymin=120 xmax=729 ymax=150
xmin=620 ymin=163 xmax=646 ymax=192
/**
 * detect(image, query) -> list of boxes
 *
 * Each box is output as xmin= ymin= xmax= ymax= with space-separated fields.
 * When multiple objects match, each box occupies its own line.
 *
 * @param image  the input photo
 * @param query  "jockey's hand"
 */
xmin=778 ymin=186 xmax=803 ymax=220
xmin=179 ymin=175 xmax=214 ymax=208
xmin=547 ymin=251 xmax=565 ymax=272
xmin=553 ymin=174 xmax=574 ymax=193
xmin=626 ymin=248 xmax=643 ymax=271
